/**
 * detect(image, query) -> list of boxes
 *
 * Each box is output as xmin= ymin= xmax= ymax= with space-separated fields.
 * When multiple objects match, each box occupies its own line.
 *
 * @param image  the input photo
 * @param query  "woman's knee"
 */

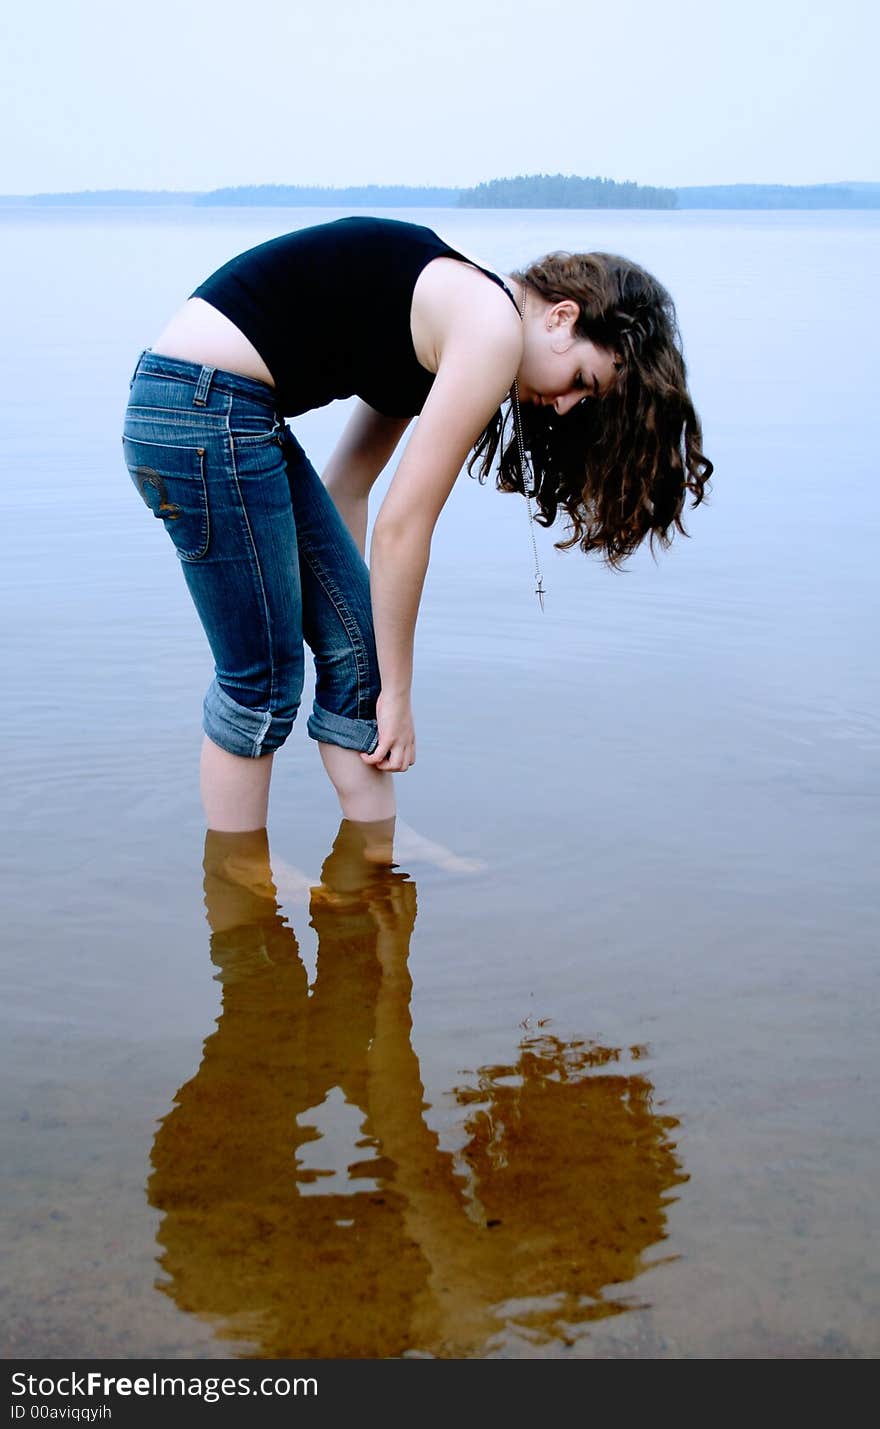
xmin=204 ymin=677 xmax=303 ymax=758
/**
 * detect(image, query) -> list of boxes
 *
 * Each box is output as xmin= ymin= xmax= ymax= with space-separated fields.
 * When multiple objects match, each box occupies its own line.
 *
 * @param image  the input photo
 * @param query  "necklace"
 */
xmin=511 ymin=284 xmax=545 ymax=611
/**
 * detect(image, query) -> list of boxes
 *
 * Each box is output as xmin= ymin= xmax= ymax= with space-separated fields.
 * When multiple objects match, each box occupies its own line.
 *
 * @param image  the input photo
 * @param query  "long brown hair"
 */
xmin=468 ymin=251 xmax=713 ymax=567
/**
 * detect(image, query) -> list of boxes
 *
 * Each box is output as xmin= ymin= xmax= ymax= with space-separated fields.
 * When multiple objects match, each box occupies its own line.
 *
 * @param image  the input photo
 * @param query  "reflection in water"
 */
xmin=147 ymin=823 xmax=687 ymax=1358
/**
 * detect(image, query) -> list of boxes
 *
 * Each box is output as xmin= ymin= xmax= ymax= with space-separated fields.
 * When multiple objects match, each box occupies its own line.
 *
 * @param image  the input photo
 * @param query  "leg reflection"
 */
xmin=148 ymin=821 xmax=427 ymax=1358
xmin=148 ymin=823 xmax=686 ymax=1358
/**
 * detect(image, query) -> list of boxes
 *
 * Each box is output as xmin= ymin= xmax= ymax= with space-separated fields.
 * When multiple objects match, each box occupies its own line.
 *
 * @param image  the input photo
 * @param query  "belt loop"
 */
xmin=193 ymin=365 xmax=216 ymax=406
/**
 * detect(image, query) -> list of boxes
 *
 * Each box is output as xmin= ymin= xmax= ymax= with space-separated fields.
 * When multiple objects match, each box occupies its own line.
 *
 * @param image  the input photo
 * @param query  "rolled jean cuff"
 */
xmin=307 ymin=701 xmax=379 ymax=753
xmin=203 ymin=679 xmax=296 ymax=758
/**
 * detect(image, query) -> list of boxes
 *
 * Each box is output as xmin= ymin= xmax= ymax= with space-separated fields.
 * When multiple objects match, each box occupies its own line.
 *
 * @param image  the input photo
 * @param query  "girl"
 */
xmin=123 ymin=216 xmax=711 ymax=833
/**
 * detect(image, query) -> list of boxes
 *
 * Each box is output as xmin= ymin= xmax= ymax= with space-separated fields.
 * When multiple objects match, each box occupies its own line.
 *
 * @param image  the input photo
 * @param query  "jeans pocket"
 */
xmin=122 ymin=434 xmax=210 ymax=561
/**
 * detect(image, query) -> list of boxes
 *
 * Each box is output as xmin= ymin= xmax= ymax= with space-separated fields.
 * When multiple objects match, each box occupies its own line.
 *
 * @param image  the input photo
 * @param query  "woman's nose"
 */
xmin=554 ymin=391 xmax=581 ymax=415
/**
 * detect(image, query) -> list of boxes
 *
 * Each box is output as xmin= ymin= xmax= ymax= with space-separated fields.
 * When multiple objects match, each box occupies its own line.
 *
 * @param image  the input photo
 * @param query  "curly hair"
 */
xmin=468 ymin=251 xmax=713 ymax=567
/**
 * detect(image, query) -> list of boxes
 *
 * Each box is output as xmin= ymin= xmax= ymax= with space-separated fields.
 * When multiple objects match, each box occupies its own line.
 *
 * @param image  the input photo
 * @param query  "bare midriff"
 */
xmin=151 ymin=298 xmax=276 ymax=387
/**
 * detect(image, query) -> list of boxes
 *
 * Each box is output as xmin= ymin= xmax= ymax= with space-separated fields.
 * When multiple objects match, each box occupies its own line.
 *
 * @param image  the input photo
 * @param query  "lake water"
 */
xmin=2 ymin=206 xmax=878 ymax=1359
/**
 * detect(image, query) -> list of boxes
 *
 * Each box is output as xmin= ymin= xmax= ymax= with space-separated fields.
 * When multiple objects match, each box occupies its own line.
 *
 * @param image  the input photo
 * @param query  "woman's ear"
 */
xmin=546 ymin=299 xmax=580 ymax=332
xmin=547 ymin=299 xmax=580 ymax=353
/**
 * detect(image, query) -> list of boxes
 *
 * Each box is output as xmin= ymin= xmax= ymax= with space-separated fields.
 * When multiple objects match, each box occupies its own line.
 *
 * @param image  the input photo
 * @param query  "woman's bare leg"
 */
xmin=200 ymin=735 xmax=274 ymax=832
xmin=318 ymin=743 xmax=396 ymax=823
xmin=200 ymin=737 xmax=393 ymax=834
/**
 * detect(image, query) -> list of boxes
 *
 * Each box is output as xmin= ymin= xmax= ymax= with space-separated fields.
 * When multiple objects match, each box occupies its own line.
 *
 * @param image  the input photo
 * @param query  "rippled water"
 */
xmin=2 ymin=207 xmax=878 ymax=1357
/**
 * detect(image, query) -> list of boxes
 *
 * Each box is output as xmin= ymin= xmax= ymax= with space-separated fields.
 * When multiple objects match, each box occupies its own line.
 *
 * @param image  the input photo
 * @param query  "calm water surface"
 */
xmin=1 ymin=207 xmax=878 ymax=1357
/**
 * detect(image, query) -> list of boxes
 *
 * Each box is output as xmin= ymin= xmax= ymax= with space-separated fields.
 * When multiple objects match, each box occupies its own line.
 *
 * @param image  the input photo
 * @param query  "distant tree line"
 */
xmin=194 ymin=184 xmax=461 ymax=207
xmin=23 ymin=189 xmax=201 ymax=205
xmin=676 ymin=183 xmax=880 ymax=209
xmin=6 ymin=178 xmax=880 ymax=209
xmin=458 ymin=173 xmax=677 ymax=208
xmin=197 ymin=175 xmax=677 ymax=209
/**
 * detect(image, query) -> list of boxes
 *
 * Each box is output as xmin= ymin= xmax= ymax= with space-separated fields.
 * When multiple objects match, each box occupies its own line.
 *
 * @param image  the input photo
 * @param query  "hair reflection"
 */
xmin=147 ymin=823 xmax=687 ymax=1358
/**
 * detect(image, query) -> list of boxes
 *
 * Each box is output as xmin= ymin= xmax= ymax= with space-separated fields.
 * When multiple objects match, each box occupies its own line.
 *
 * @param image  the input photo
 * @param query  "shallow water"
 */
xmin=1 ymin=207 xmax=878 ymax=1358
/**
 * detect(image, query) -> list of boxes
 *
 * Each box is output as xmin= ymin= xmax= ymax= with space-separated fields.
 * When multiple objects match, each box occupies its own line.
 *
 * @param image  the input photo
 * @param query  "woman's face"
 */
xmin=517 ymin=299 xmax=621 ymax=414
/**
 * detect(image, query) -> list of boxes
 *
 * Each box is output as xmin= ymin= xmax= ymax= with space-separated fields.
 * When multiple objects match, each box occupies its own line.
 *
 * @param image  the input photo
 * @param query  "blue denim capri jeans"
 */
xmin=122 ymin=351 xmax=381 ymax=758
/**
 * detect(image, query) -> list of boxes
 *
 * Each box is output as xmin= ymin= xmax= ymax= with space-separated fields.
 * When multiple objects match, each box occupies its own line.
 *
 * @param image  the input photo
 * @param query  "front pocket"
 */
xmin=122 ymin=435 xmax=209 ymax=561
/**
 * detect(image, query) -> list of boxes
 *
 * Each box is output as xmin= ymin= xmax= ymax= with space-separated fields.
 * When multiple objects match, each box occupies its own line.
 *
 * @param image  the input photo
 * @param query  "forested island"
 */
xmin=458 ymin=174 xmax=676 ymax=207
xmin=4 ymin=175 xmax=879 ymax=209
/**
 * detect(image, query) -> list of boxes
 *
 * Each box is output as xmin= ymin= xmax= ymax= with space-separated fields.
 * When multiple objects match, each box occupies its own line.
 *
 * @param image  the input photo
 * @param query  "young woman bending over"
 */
xmin=123 ymin=217 xmax=711 ymax=832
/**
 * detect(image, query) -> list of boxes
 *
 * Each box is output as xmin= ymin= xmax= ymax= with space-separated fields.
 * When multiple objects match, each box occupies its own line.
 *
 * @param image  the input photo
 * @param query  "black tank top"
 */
xmin=191 ymin=216 xmax=518 ymax=418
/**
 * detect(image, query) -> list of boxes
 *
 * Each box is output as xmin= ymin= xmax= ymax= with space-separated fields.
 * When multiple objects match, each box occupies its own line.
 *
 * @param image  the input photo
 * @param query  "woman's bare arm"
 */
xmin=323 ymin=400 xmax=412 ymax=556
xmin=361 ymin=289 xmax=522 ymax=771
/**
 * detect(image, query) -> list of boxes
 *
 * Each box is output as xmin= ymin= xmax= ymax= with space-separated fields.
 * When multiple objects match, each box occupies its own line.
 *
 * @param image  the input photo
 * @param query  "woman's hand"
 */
xmin=360 ymin=690 xmax=416 ymax=773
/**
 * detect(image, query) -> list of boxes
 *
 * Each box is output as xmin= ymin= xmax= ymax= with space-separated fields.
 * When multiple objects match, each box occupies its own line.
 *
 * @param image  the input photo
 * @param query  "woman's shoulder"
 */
xmin=410 ymin=257 xmax=522 ymax=375
xmin=414 ymin=255 xmax=521 ymax=331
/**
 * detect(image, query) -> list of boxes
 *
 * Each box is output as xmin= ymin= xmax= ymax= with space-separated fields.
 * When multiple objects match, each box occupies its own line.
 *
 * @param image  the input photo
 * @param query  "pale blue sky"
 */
xmin=3 ymin=0 xmax=877 ymax=192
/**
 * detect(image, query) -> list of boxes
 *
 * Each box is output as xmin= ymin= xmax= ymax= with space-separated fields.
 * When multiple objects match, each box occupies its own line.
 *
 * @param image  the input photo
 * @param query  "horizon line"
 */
xmin=1 ymin=178 xmax=878 ymax=198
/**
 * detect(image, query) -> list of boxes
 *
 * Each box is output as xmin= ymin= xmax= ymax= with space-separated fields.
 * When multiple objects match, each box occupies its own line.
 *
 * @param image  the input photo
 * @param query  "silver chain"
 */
xmin=512 ymin=285 xmax=545 ymax=611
